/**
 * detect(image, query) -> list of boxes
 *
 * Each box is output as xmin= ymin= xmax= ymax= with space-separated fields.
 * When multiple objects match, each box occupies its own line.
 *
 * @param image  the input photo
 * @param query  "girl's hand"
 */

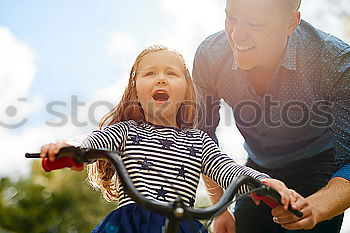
xmin=259 ymin=178 xmax=297 ymax=211
xmin=40 ymin=141 xmax=84 ymax=171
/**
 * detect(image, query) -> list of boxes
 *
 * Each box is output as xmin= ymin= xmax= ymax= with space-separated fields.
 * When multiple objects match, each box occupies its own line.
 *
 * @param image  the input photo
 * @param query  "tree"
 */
xmin=0 ymin=161 xmax=116 ymax=233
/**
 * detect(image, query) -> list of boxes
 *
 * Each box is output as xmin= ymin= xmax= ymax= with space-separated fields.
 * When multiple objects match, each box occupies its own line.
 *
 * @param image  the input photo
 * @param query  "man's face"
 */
xmin=225 ymin=0 xmax=293 ymax=70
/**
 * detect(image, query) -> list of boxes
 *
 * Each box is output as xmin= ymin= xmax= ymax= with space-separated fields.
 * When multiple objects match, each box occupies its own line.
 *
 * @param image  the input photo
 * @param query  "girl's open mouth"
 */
xmin=152 ymin=91 xmax=169 ymax=102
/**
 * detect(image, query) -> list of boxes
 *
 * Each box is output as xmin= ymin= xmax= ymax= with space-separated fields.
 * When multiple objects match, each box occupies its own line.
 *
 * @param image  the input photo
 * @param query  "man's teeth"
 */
xmin=235 ymin=45 xmax=255 ymax=51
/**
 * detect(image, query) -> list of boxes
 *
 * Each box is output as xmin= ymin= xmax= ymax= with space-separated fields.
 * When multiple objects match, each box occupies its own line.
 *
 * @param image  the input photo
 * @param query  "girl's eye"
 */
xmin=167 ymin=71 xmax=178 ymax=76
xmin=145 ymin=71 xmax=156 ymax=76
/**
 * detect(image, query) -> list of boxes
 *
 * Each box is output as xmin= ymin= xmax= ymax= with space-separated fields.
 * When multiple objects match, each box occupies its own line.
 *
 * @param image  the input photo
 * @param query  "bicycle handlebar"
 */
xmin=25 ymin=146 xmax=303 ymax=230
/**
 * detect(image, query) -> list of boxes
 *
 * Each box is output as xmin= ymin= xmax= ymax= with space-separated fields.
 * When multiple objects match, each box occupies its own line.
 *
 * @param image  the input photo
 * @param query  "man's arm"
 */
xmin=192 ymin=43 xmax=221 ymax=143
xmin=307 ymin=176 xmax=350 ymax=222
xmin=272 ymin=45 xmax=350 ymax=230
xmin=318 ymin=44 xmax=350 ymax=219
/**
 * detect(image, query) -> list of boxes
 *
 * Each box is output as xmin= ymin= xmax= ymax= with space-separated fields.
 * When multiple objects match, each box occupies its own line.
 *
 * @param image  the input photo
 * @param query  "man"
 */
xmin=193 ymin=0 xmax=350 ymax=232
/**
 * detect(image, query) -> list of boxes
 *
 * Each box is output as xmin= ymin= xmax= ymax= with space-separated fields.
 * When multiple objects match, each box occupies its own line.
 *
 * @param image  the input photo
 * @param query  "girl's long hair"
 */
xmin=87 ymin=45 xmax=198 ymax=202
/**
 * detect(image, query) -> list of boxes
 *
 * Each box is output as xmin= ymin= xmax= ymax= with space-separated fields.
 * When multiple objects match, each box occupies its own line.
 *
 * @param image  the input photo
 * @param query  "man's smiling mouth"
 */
xmin=235 ymin=44 xmax=256 ymax=51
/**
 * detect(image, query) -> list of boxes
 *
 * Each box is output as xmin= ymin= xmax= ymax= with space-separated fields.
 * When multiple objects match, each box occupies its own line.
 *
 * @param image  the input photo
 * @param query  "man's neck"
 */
xmin=246 ymin=44 xmax=287 ymax=96
xmin=247 ymin=68 xmax=275 ymax=96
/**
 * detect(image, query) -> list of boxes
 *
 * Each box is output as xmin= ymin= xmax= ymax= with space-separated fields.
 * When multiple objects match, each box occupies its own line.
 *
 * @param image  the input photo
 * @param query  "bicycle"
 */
xmin=25 ymin=146 xmax=303 ymax=233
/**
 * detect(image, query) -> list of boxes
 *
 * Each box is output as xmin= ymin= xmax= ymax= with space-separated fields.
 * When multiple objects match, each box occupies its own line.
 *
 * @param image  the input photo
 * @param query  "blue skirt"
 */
xmin=92 ymin=203 xmax=208 ymax=233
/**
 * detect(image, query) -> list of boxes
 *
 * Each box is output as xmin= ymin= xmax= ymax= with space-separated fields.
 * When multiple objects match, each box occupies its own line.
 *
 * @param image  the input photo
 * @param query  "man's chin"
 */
xmin=236 ymin=62 xmax=255 ymax=70
xmin=233 ymin=55 xmax=257 ymax=70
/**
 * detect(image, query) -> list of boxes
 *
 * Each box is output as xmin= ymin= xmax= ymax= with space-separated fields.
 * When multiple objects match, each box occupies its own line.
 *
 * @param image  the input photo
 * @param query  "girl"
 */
xmin=40 ymin=45 xmax=296 ymax=233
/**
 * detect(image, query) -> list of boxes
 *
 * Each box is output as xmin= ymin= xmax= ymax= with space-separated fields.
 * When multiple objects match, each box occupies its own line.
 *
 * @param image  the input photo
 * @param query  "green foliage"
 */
xmin=0 ymin=161 xmax=116 ymax=233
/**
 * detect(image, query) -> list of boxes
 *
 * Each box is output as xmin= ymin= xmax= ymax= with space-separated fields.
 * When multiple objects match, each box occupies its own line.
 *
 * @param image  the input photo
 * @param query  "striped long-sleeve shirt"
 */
xmin=74 ymin=120 xmax=268 ymax=208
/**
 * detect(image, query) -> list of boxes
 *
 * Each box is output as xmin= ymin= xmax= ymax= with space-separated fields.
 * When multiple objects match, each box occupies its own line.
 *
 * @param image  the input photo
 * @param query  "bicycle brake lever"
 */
xmin=252 ymin=184 xmax=303 ymax=218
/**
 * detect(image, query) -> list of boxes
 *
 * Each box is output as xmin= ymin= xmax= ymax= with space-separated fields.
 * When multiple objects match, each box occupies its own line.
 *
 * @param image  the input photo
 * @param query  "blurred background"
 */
xmin=0 ymin=0 xmax=349 ymax=232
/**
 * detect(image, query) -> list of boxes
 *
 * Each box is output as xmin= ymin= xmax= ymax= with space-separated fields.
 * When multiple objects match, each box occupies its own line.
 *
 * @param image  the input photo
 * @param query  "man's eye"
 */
xmin=225 ymin=16 xmax=237 ymax=24
xmin=248 ymin=23 xmax=263 ymax=28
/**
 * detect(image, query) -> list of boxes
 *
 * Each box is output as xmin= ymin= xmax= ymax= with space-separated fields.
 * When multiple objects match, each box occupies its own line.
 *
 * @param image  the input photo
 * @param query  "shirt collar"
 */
xmin=231 ymin=34 xmax=297 ymax=71
xmin=231 ymin=60 xmax=239 ymax=70
xmin=281 ymin=35 xmax=297 ymax=71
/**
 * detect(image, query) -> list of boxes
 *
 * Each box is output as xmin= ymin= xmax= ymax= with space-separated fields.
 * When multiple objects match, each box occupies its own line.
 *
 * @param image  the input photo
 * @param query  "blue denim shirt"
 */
xmin=193 ymin=20 xmax=350 ymax=180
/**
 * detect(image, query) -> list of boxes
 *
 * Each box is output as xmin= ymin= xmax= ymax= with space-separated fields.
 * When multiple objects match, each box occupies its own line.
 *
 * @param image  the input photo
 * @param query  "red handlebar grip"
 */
xmin=251 ymin=193 xmax=278 ymax=208
xmin=42 ymin=157 xmax=83 ymax=172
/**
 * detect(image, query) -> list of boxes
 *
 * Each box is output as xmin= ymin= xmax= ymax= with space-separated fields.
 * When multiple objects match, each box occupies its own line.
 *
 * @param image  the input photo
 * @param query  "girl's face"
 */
xmin=135 ymin=51 xmax=188 ymax=127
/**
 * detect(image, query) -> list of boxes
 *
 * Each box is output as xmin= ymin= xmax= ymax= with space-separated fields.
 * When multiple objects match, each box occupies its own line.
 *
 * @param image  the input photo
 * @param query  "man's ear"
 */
xmin=287 ymin=11 xmax=301 ymax=36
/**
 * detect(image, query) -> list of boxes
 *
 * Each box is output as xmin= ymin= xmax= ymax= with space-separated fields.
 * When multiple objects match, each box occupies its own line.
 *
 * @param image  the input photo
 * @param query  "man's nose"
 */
xmin=231 ymin=23 xmax=248 ymax=43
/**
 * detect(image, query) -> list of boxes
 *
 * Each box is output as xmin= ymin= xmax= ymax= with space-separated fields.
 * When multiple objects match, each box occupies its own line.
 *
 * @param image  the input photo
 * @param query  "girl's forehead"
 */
xmin=138 ymin=51 xmax=185 ymax=70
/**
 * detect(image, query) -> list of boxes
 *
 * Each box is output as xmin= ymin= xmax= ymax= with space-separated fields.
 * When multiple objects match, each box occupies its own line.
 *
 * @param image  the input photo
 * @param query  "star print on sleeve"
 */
xmin=176 ymin=164 xmax=186 ymax=179
xmin=130 ymin=134 xmax=142 ymax=145
xmin=139 ymin=157 xmax=152 ymax=171
xmin=158 ymin=138 xmax=174 ymax=149
xmin=188 ymin=197 xmax=195 ymax=208
xmin=186 ymin=145 xmax=198 ymax=157
xmin=156 ymin=186 xmax=167 ymax=201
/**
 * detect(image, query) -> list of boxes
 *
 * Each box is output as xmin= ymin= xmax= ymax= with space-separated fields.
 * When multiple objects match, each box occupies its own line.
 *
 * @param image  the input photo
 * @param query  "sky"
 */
xmin=0 ymin=0 xmax=350 ymax=231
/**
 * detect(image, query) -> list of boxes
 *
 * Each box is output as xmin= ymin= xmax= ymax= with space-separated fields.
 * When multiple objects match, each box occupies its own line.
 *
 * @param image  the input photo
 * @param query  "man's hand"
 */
xmin=271 ymin=191 xmax=316 ymax=230
xmin=212 ymin=209 xmax=236 ymax=233
xmin=272 ymin=177 xmax=350 ymax=230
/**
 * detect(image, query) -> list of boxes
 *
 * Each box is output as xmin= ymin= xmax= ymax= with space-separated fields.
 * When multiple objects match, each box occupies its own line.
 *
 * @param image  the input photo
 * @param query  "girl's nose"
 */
xmin=156 ymin=77 xmax=167 ymax=86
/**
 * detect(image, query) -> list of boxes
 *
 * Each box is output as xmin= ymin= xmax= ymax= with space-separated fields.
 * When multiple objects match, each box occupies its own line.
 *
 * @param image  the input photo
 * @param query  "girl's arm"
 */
xmin=201 ymin=132 xmax=269 ymax=185
xmin=40 ymin=121 xmax=129 ymax=163
xmin=201 ymin=132 xmax=295 ymax=210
